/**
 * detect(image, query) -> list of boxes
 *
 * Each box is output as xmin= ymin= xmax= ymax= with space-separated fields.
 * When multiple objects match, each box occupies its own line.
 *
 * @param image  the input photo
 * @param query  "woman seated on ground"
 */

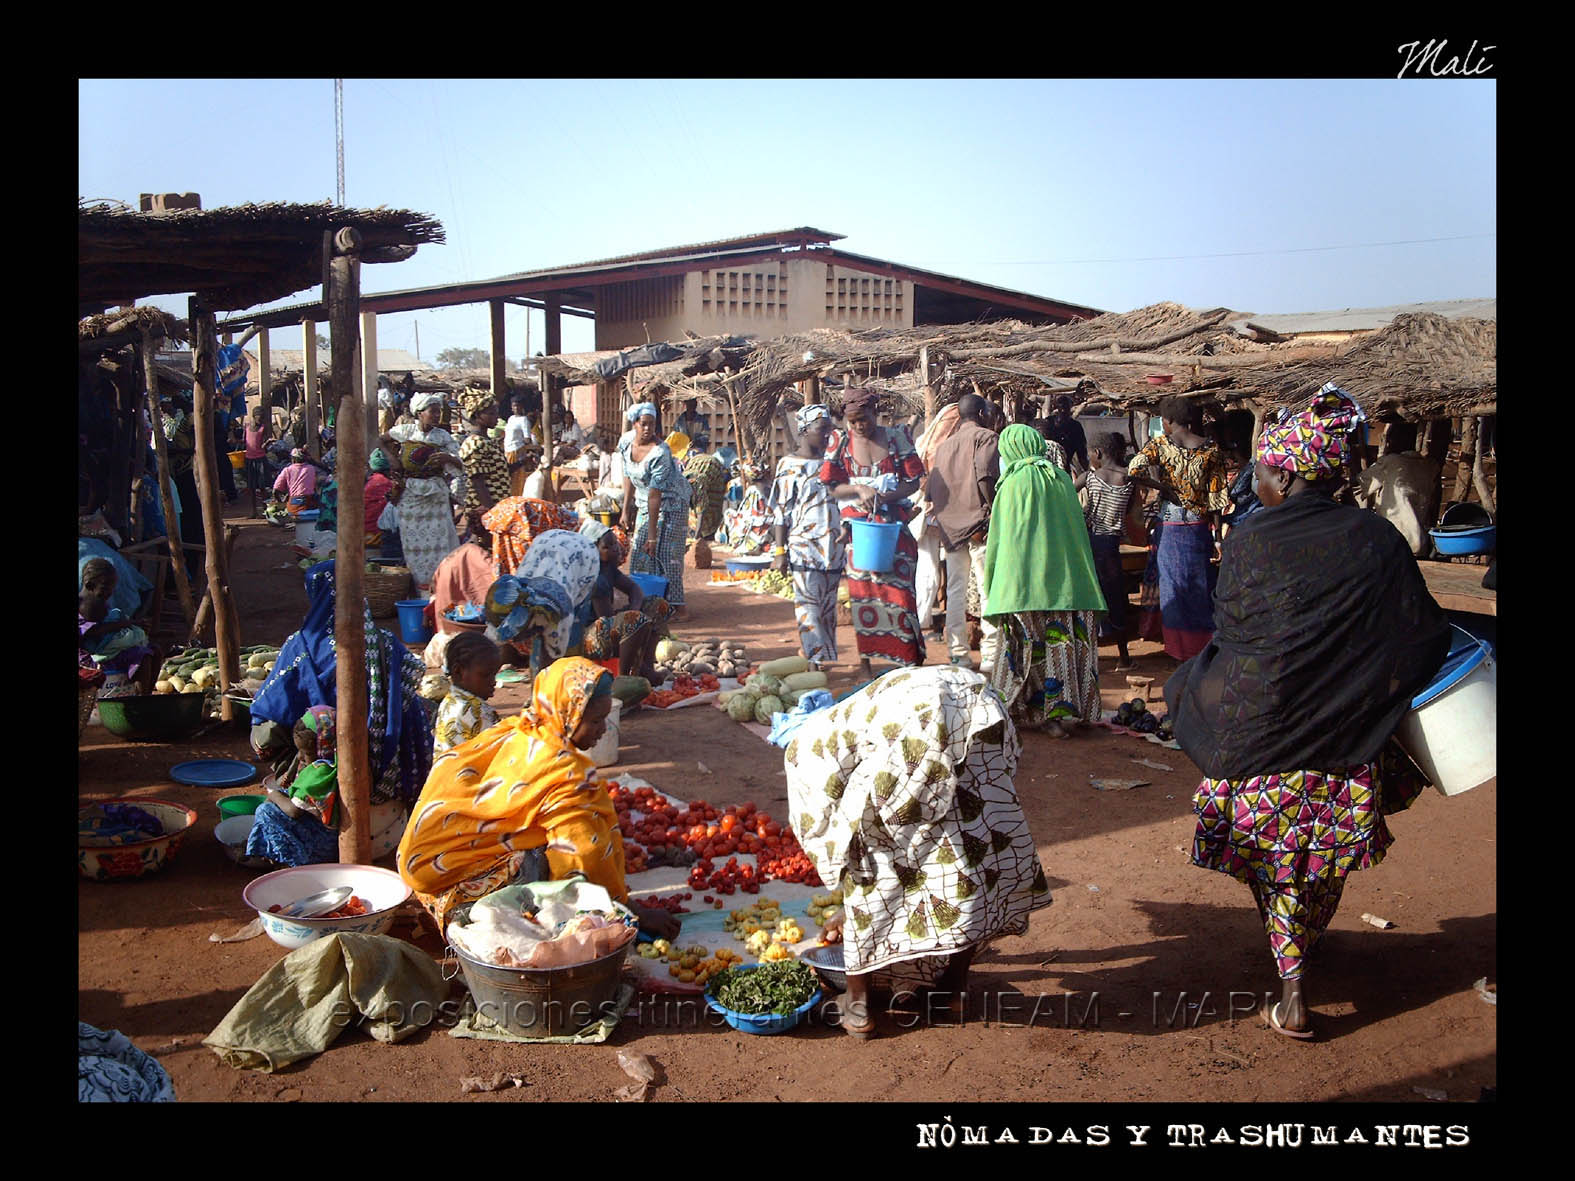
xmin=1165 ymin=385 xmax=1450 ymax=1040
xmin=433 ymin=633 xmax=502 ymax=756
xmin=581 ymin=596 xmax=673 ymax=684
xmin=270 ymin=448 xmax=324 ymax=516
xmin=78 ymin=558 xmax=161 ymax=697
xmin=249 ymin=560 xmax=434 ymax=860
xmin=578 ymin=518 xmax=643 ymax=621
xmin=785 ymin=665 xmax=1053 ymax=1040
xmin=398 ymin=657 xmax=681 ymax=939
xmin=246 ymin=706 xmax=344 ymax=867
xmin=431 ymin=535 xmax=498 ymax=636
xmin=981 ymin=423 xmax=1107 ymax=737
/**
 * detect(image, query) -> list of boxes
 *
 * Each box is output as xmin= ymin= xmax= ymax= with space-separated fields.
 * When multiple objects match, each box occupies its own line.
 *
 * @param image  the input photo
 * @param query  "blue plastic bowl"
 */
xmin=704 ymin=965 xmax=823 ymax=1035
xmin=629 ymin=572 xmax=669 ymax=598
xmin=1430 ymin=525 xmax=1495 ymax=556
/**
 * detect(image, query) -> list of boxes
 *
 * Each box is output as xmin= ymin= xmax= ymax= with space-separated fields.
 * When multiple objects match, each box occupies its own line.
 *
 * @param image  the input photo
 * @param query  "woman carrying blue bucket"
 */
xmin=1165 ymin=385 xmax=1451 ymax=1041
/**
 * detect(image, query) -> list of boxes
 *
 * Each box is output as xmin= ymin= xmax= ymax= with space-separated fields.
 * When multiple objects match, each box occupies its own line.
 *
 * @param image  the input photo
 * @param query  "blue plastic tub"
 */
xmin=395 ymin=599 xmax=434 ymax=645
xmin=629 ymin=572 xmax=668 ymax=598
xmin=849 ymin=519 xmax=901 ymax=572
xmin=703 ymin=965 xmax=823 ymax=1035
xmin=1430 ymin=525 xmax=1495 ymax=556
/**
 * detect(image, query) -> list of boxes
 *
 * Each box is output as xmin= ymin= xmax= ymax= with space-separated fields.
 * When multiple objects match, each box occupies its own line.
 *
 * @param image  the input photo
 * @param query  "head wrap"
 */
xmin=982 ymin=425 xmax=1106 ymax=616
xmin=290 ymin=447 xmax=307 ymax=462
xmin=796 ymin=403 xmax=831 ymax=433
xmin=1256 ymin=382 xmax=1367 ymax=482
xmin=841 ymin=387 xmax=879 ymax=420
xmin=735 ymin=460 xmax=765 ymax=482
xmin=484 ymin=574 xmax=573 ymax=641
xmin=297 ymin=705 xmax=338 ymax=762
xmin=641 ymin=595 xmax=673 ymax=623
xmin=369 ymin=448 xmax=392 ymax=473
xmin=411 ymin=392 xmax=444 ymax=414
xmin=459 ymin=387 xmax=497 ymax=419
xmin=579 ymin=518 xmax=612 ymax=546
xmin=626 ymin=402 xmax=658 ymax=424
xmin=665 ymin=430 xmax=691 ymax=460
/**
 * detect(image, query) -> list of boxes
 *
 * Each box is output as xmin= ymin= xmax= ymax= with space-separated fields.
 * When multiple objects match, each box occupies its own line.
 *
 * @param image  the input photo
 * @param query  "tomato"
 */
xmin=720 ymin=814 xmax=738 ymax=832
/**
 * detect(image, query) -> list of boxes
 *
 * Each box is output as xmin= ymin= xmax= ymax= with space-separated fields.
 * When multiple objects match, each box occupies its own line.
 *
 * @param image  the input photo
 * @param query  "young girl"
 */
xmin=434 ymin=632 xmax=503 ymax=755
xmin=1078 ymin=431 xmax=1136 ymax=669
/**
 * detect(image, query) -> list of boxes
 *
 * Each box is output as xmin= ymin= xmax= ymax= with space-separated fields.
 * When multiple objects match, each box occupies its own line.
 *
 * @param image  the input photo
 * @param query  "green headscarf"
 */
xmin=983 ymin=424 xmax=1106 ymax=616
xmin=369 ymin=448 xmax=392 ymax=473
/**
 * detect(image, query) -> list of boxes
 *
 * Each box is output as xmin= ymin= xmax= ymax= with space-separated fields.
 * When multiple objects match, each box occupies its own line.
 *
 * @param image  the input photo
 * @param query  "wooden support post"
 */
xmin=1452 ymin=416 xmax=1478 ymax=503
xmin=361 ymin=309 xmax=379 ymax=460
xmin=189 ymin=526 xmax=241 ymax=643
xmin=330 ymin=227 xmax=371 ymax=866
xmin=490 ymin=297 xmax=508 ymax=424
xmin=1471 ymin=417 xmax=1496 ymax=515
xmin=140 ymin=332 xmax=195 ymax=633
xmin=919 ymin=346 xmax=935 ymax=433
xmin=256 ymin=325 xmax=271 ymax=442
xmin=127 ymin=374 xmax=147 ymax=542
xmin=542 ymin=372 xmax=556 ymax=504
xmin=302 ymin=321 xmax=319 ymax=459
xmin=545 ymin=294 xmax=562 ymax=357
xmin=189 ymin=297 xmax=240 ymax=720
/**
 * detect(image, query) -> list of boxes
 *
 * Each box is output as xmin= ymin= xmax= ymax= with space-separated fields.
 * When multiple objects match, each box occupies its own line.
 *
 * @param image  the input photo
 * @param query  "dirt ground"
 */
xmin=78 ymin=503 xmax=1497 ymax=1103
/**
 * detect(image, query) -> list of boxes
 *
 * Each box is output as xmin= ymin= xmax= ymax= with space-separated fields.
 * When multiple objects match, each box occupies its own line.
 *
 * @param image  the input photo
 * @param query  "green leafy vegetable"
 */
xmin=707 ymin=961 xmax=818 ymax=1015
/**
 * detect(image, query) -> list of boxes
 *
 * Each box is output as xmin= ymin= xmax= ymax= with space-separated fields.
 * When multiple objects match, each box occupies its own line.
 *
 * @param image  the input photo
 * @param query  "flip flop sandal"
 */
xmin=1265 ymin=1001 xmax=1315 ymax=1040
xmin=826 ymin=999 xmax=876 ymax=1040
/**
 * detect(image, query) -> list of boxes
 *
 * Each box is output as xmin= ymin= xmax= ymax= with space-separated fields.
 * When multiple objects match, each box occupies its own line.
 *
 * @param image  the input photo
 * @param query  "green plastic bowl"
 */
xmin=96 ymin=693 xmax=206 ymax=742
xmin=217 ymin=794 xmax=265 ymax=819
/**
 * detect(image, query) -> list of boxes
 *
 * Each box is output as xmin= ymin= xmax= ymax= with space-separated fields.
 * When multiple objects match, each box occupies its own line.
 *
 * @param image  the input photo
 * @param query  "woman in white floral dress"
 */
xmin=785 ymin=665 xmax=1052 ymax=1039
xmin=380 ymin=393 xmax=464 ymax=594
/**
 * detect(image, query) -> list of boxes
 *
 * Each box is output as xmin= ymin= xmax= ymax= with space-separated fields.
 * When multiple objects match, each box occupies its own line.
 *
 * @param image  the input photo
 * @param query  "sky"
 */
xmin=78 ymin=78 xmax=1495 ymax=360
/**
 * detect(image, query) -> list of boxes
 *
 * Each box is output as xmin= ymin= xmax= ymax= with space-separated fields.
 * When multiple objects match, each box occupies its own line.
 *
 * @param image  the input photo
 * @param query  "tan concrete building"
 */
xmin=359 ymin=227 xmax=1102 ymax=352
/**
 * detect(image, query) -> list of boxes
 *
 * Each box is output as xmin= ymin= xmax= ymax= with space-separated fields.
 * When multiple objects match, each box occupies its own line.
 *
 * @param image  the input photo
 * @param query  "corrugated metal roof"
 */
xmin=263 ymin=348 xmax=428 ymax=371
xmin=1234 ymin=299 xmax=1495 ymax=337
xmin=494 ymin=227 xmax=843 ymax=277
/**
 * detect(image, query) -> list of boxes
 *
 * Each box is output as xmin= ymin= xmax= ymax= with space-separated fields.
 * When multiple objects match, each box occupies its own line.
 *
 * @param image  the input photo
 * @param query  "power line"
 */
xmin=929 ymin=233 xmax=1496 ymax=267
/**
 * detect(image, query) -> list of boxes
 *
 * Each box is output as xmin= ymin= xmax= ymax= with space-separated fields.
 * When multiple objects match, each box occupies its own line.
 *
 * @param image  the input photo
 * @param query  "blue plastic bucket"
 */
xmin=395 ymin=599 xmax=434 ymax=645
xmin=849 ymin=519 xmax=901 ymax=573
xmin=630 ymin=572 xmax=669 ymax=598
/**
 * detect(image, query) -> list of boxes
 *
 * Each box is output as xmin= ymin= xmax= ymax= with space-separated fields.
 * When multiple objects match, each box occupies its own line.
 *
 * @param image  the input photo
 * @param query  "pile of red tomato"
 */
xmin=644 ymin=673 xmax=722 ymax=710
xmin=607 ymin=785 xmax=822 ymax=890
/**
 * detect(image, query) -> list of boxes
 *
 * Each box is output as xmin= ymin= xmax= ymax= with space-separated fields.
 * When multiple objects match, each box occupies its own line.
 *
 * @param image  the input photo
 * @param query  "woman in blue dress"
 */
xmin=619 ymin=402 xmax=692 ymax=619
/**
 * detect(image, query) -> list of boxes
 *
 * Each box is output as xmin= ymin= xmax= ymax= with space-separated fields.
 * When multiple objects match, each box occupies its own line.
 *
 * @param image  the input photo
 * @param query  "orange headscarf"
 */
xmin=397 ymin=658 xmax=622 ymax=918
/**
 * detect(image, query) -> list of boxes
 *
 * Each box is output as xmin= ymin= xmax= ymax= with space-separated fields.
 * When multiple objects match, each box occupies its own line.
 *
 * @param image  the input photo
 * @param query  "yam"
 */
xmin=687 ymin=661 xmax=715 ymax=676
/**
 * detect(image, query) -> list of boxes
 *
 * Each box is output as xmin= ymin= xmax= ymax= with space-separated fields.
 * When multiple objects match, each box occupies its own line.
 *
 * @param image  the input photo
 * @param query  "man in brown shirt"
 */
xmin=927 ymin=394 xmax=1001 ymax=670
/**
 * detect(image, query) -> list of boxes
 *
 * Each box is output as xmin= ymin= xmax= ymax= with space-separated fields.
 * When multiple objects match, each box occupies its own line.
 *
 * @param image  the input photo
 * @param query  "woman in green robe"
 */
xmin=982 ymin=424 xmax=1107 ymax=737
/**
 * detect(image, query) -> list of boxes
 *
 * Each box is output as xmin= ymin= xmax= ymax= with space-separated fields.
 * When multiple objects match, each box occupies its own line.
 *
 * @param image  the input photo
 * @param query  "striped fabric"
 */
xmin=1085 ymin=472 xmax=1133 ymax=537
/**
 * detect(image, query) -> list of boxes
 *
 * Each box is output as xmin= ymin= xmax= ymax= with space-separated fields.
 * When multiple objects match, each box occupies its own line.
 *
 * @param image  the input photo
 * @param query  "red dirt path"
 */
xmin=77 ymin=507 xmax=1496 ymax=1102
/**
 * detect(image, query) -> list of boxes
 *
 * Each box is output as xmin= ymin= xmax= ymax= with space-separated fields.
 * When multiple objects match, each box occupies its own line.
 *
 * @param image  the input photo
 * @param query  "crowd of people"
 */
xmin=80 ymin=373 xmax=1457 ymax=1045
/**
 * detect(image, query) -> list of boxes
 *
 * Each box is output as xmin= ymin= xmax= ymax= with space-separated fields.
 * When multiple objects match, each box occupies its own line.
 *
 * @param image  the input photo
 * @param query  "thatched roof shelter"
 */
xmin=78 ymin=199 xmax=445 ymax=316
xmin=591 ymin=302 xmax=1498 ymax=455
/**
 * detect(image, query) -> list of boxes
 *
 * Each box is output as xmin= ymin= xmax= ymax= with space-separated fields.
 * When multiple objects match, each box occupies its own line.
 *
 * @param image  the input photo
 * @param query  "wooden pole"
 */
xmin=543 ymin=373 xmax=557 ymax=504
xmin=490 ymin=297 xmax=508 ymax=425
xmin=107 ymin=365 xmax=133 ymax=535
xmin=919 ymin=346 xmax=935 ymax=433
xmin=724 ymin=376 xmax=750 ymax=464
xmin=256 ymin=325 xmax=271 ymax=450
xmin=361 ymin=309 xmax=379 ymax=460
xmin=127 ymin=372 xmax=147 ymax=542
xmin=189 ymin=297 xmax=240 ymax=717
xmin=1451 ymin=416 xmax=1478 ymax=503
xmin=1471 ymin=417 xmax=1496 ymax=515
xmin=544 ymin=294 xmax=562 ymax=356
xmin=330 ymin=227 xmax=371 ymax=866
xmin=303 ymin=320 xmax=320 ymax=461
xmin=140 ymin=332 xmax=196 ymax=633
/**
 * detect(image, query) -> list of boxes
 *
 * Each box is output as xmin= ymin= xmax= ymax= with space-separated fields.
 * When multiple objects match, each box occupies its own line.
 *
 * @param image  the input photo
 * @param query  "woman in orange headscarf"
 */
xmin=397 ymin=657 xmax=680 ymax=938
